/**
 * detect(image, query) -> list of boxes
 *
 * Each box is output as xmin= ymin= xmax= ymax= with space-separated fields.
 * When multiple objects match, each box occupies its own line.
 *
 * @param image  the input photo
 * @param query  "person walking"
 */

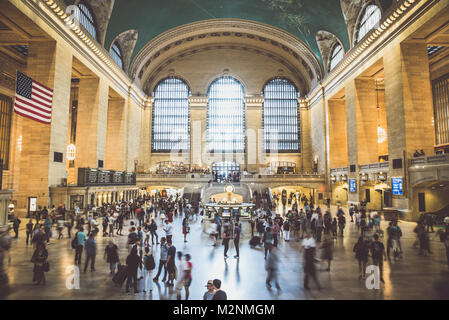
xmin=176 ymin=253 xmax=193 ymax=300
xmin=166 ymin=238 xmax=176 ymax=287
xmin=163 ymin=220 xmax=173 ymax=243
xmin=26 ymin=219 xmax=33 ymax=245
xmin=353 ymin=236 xmax=369 ymax=279
xmin=149 ymin=219 xmax=159 ymax=245
xmin=74 ymin=227 xmax=86 ymax=265
xmin=43 ymin=215 xmax=53 ymax=244
xmin=222 ymin=226 xmax=231 ymax=258
xmin=182 ymin=217 xmax=190 ymax=243
xmin=283 ymin=219 xmax=290 ymax=242
xmin=301 ymin=232 xmax=321 ymax=290
xmin=263 ymin=227 xmax=274 ymax=259
xmin=153 ymin=237 xmax=168 ymax=282
xmin=31 ymin=243 xmax=48 ymax=286
xmin=104 ymin=239 xmax=120 ymax=275
xmin=83 ymin=231 xmax=97 ymax=273
xmin=12 ymin=215 xmax=21 ymax=239
xmin=320 ymin=233 xmax=333 ymax=272
xmin=265 ymin=246 xmax=281 ymax=290
xmin=370 ymin=234 xmax=386 ymax=283
xmin=233 ymin=222 xmax=240 ymax=258
xmin=125 ymin=245 xmax=141 ymax=294
xmin=66 ymin=219 xmax=73 ymax=239
xmin=143 ymin=246 xmax=155 ymax=293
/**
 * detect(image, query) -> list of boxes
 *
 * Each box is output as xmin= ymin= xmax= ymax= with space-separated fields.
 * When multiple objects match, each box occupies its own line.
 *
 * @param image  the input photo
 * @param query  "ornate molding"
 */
xmin=142 ymin=44 xmax=308 ymax=96
xmin=130 ymin=19 xmax=323 ymax=87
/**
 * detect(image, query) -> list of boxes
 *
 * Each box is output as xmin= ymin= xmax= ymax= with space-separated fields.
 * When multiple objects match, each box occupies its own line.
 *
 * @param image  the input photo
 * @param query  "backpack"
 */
xmin=144 ymin=255 xmax=155 ymax=270
xmin=71 ymin=232 xmax=78 ymax=249
xmin=372 ymin=241 xmax=383 ymax=258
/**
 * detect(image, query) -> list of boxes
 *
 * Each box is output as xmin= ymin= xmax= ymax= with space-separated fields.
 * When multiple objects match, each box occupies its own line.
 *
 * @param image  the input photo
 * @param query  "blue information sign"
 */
xmin=392 ymin=177 xmax=403 ymax=195
xmin=349 ymin=179 xmax=356 ymax=193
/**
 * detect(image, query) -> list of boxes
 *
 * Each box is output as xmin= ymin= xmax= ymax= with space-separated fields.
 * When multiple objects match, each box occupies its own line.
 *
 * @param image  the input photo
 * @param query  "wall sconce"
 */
xmin=67 ymin=144 xmax=76 ymax=161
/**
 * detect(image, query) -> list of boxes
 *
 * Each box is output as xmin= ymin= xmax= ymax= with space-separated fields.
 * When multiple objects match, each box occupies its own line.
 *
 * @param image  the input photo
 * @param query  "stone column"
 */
xmin=300 ymin=99 xmax=313 ymax=173
xmin=16 ymin=40 xmax=71 ymax=212
xmin=189 ymin=97 xmax=207 ymax=168
xmin=75 ymin=77 xmax=109 ymax=175
xmin=245 ymin=97 xmax=263 ymax=172
xmin=384 ymin=41 xmax=435 ymax=210
xmin=106 ymin=96 xmax=126 ymax=171
xmin=327 ymin=98 xmax=348 ymax=169
xmin=345 ymin=80 xmax=359 ymax=204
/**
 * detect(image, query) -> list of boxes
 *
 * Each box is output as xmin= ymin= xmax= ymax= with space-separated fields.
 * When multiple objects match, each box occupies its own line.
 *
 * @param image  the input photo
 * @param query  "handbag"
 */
xmin=43 ymin=262 xmax=50 ymax=272
xmin=186 ymin=227 xmax=190 ymax=234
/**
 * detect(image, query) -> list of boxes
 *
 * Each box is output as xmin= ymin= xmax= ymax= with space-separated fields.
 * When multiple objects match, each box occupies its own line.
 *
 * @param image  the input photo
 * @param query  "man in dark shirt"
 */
xmin=233 ymin=223 xmax=240 ymax=258
xmin=212 ymin=279 xmax=227 ymax=300
xmin=370 ymin=234 xmax=386 ymax=283
xmin=166 ymin=239 xmax=176 ymax=287
xmin=26 ymin=220 xmax=34 ymax=245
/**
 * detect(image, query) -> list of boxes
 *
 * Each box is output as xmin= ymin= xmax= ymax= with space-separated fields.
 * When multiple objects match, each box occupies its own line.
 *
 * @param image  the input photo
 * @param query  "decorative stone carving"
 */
xmin=315 ymin=30 xmax=344 ymax=73
xmin=75 ymin=0 xmax=115 ymax=46
xmin=110 ymin=29 xmax=138 ymax=74
xmin=340 ymin=0 xmax=367 ymax=47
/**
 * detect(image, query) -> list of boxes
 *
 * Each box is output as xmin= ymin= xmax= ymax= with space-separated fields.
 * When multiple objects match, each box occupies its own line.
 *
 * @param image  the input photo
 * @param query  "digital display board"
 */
xmin=222 ymin=209 xmax=231 ymax=217
xmin=349 ymin=179 xmax=356 ymax=192
xmin=392 ymin=177 xmax=403 ymax=195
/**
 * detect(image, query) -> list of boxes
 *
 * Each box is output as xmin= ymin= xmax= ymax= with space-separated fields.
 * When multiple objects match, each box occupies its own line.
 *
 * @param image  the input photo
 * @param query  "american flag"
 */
xmin=14 ymin=71 xmax=53 ymax=124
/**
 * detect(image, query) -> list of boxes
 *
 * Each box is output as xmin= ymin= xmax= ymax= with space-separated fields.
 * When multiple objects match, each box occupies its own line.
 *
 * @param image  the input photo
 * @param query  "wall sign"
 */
xmin=349 ymin=179 xmax=356 ymax=193
xmin=392 ymin=177 xmax=403 ymax=195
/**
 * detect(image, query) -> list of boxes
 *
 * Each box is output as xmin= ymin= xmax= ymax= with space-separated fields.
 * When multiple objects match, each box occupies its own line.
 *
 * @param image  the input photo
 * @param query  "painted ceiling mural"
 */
xmin=65 ymin=0 xmax=395 ymax=68
xmin=103 ymin=0 xmax=348 ymax=64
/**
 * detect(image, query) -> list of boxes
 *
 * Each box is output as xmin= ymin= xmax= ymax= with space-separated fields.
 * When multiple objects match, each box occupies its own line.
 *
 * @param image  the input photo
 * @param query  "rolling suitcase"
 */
xmin=112 ymin=264 xmax=128 ymax=286
xmin=249 ymin=236 xmax=261 ymax=247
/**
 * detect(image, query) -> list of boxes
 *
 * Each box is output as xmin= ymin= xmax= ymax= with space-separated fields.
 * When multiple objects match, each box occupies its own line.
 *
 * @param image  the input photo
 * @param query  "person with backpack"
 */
xmin=31 ymin=242 xmax=48 ymax=285
xmin=165 ymin=238 xmax=176 ymax=287
xmin=353 ymin=236 xmax=369 ymax=279
xmin=11 ymin=215 xmax=21 ymax=239
xmin=370 ymin=234 xmax=386 ymax=283
xmin=102 ymin=215 xmax=108 ymax=237
xmin=104 ymin=239 xmax=120 ymax=275
xmin=143 ymin=246 xmax=155 ymax=293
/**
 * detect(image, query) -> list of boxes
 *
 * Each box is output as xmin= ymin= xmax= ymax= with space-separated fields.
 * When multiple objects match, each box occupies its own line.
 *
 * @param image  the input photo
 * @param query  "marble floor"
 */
xmin=2 ymin=208 xmax=449 ymax=300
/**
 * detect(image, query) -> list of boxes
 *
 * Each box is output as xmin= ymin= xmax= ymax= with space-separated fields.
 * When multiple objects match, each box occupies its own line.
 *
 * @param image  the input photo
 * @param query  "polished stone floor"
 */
xmin=2 ymin=206 xmax=449 ymax=300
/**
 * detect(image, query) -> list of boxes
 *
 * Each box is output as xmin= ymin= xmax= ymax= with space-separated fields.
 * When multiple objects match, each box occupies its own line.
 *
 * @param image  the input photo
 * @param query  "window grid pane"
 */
xmin=151 ymin=78 xmax=190 ymax=153
xmin=262 ymin=78 xmax=300 ymax=152
xmin=78 ymin=3 xmax=97 ymax=40
xmin=356 ymin=4 xmax=381 ymax=44
xmin=110 ymin=43 xmax=123 ymax=69
xmin=432 ymin=74 xmax=449 ymax=146
xmin=207 ymin=76 xmax=245 ymax=152
xmin=329 ymin=44 xmax=343 ymax=71
xmin=0 ymin=94 xmax=12 ymax=170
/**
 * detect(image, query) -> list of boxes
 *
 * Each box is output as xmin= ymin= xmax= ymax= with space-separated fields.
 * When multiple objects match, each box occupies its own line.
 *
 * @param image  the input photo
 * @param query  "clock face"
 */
xmin=225 ymin=185 xmax=234 ymax=193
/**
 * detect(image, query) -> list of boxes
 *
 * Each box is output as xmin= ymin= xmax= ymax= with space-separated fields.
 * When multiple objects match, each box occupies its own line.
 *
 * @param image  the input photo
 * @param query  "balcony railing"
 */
xmin=359 ymin=162 xmax=389 ymax=171
xmin=410 ymin=154 xmax=449 ymax=166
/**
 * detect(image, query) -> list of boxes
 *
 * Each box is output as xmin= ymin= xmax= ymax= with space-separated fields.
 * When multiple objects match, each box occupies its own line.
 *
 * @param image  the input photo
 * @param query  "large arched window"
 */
xmin=329 ymin=43 xmax=344 ymax=71
xmin=355 ymin=4 xmax=381 ymax=44
xmin=110 ymin=42 xmax=123 ymax=69
xmin=207 ymin=76 xmax=245 ymax=152
xmin=78 ymin=2 xmax=98 ymax=40
xmin=263 ymin=78 xmax=300 ymax=152
xmin=152 ymin=77 xmax=190 ymax=152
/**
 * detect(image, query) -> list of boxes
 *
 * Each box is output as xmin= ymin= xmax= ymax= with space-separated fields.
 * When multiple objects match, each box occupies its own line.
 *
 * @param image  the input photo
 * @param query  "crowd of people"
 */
xmin=14 ymin=192 xmax=229 ymax=300
xmin=5 ymin=189 xmax=449 ymax=299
